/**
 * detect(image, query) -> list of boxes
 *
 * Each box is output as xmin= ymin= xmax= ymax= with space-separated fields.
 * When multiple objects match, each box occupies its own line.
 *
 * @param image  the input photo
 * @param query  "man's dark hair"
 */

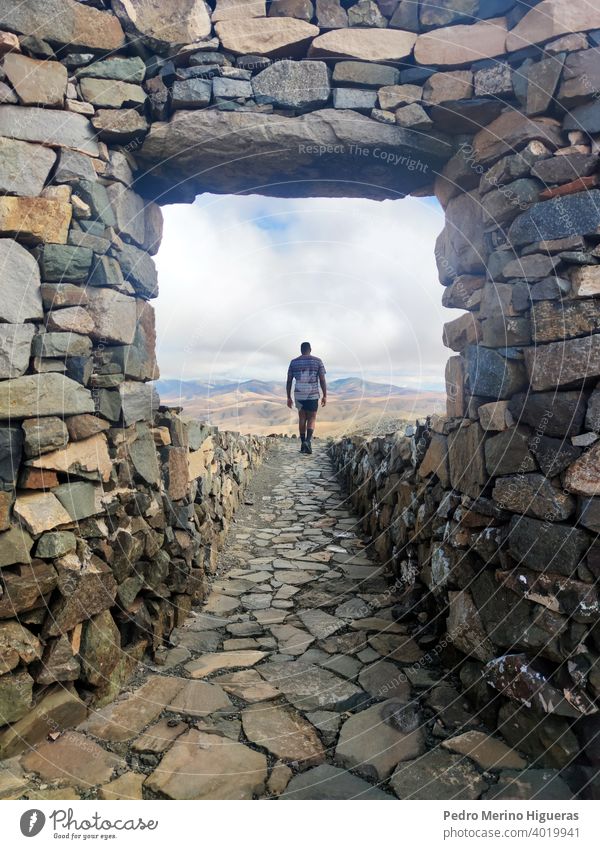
xmin=301 ymin=342 xmax=311 ymax=354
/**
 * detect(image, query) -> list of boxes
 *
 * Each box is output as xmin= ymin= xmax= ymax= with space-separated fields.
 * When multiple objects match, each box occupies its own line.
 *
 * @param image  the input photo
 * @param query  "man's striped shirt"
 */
xmin=288 ymin=355 xmax=326 ymax=401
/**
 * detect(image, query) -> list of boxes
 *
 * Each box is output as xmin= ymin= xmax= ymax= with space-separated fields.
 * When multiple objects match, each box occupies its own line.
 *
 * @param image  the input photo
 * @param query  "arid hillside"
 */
xmin=157 ymin=377 xmax=445 ymax=436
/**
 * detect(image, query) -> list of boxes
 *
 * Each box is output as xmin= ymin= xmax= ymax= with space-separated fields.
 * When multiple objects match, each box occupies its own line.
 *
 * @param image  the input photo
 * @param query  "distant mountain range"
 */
xmin=157 ymin=377 xmax=444 ymax=437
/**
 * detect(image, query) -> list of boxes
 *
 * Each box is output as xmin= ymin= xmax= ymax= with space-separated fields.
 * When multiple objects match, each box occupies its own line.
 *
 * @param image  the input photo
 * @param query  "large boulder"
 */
xmin=138 ymin=108 xmax=450 ymax=202
xmin=112 ymin=0 xmax=211 ymax=50
xmin=0 ymin=0 xmax=125 ymax=51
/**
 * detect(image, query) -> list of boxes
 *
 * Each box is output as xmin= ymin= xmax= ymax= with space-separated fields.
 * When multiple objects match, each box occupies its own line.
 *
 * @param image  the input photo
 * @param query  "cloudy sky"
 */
xmin=154 ymin=193 xmax=459 ymax=390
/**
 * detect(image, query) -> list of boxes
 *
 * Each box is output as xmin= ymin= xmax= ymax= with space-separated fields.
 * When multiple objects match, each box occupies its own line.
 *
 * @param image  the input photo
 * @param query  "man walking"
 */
xmin=286 ymin=342 xmax=327 ymax=454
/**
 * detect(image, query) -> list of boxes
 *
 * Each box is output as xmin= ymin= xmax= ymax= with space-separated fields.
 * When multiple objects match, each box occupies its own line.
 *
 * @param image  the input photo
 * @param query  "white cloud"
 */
xmin=154 ymin=193 xmax=460 ymax=390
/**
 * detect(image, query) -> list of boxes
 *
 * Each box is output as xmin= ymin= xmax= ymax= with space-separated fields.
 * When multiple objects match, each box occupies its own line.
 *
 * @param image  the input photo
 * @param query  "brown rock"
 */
xmin=442 ymin=730 xmax=527 ymax=770
xmin=99 ymin=772 xmax=144 ymax=800
xmin=216 ymin=17 xmax=318 ymax=57
xmin=423 ymin=70 xmax=473 ymax=105
xmin=506 ymin=0 xmax=600 ymax=53
xmin=91 ymin=109 xmax=148 ymax=144
xmin=65 ymin=414 xmax=110 ymax=442
xmin=168 ymin=680 xmax=233 ymax=717
xmin=335 ymin=699 xmax=425 ymax=781
xmin=0 ymin=561 xmax=56 ymax=617
xmin=242 ymin=703 xmax=326 ymax=767
xmin=3 ymin=54 xmax=67 ymax=107
xmin=186 ymin=650 xmax=268 ymax=678
xmin=81 ymin=676 xmax=186 ymax=742
xmin=570 ymin=266 xmax=600 ymax=298
xmin=310 ymin=27 xmax=416 ymax=61
xmin=43 ymin=558 xmax=117 ymax=637
xmin=418 ymin=433 xmax=449 ymax=486
xmin=79 ymin=610 xmax=121 ymax=687
xmin=213 ymin=0 xmax=266 ymax=20
xmin=378 ymin=84 xmax=422 ymax=110
xmin=144 ymin=729 xmax=268 ymax=799
xmin=269 ymin=0 xmax=314 ymax=20
xmin=493 ymin=473 xmax=574 ymax=520
xmin=28 ymin=433 xmax=112 ymax=483
xmin=443 ymin=312 xmax=482 ymax=352
xmin=34 ymin=635 xmax=80 ymax=685
xmin=564 ymin=443 xmax=600 ymax=497
xmin=0 ymin=197 xmax=71 ymax=244
xmin=479 ymin=400 xmax=513 ymax=432
xmin=448 ymin=422 xmax=486 ymax=499
xmin=0 ymin=620 xmax=40 ymax=673
xmin=13 ymin=492 xmax=72 ymax=535
xmin=525 ymin=335 xmax=600 ymax=391
xmin=414 ymin=18 xmax=508 ymax=67
xmin=0 ymin=0 xmax=125 ymax=52
xmin=447 ymin=590 xmax=495 ymax=662
xmin=445 ymin=355 xmax=464 ymax=417
xmin=0 ymin=687 xmax=86 ymax=759
xmin=473 ymin=111 xmax=563 ymax=164
xmin=113 ymin=0 xmax=211 ymax=49
xmin=20 ymin=731 xmax=125 ymax=787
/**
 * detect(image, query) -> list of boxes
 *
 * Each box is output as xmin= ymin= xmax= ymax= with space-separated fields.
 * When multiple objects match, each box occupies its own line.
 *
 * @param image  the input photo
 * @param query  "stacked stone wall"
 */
xmin=0 ymin=0 xmax=600 ymax=768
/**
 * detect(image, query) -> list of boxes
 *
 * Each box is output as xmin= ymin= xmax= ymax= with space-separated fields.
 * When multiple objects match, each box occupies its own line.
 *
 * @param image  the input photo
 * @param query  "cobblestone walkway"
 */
xmin=1 ymin=440 xmax=570 ymax=801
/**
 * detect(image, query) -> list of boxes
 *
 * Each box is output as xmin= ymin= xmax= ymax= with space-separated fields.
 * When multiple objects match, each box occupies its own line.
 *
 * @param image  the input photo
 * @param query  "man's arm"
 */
xmin=319 ymin=368 xmax=327 ymax=407
xmin=286 ymin=368 xmax=293 ymax=409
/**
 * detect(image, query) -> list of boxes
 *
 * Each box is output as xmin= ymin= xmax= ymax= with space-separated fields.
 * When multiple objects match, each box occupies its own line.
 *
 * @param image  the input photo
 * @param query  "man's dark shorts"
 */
xmin=295 ymin=399 xmax=319 ymax=412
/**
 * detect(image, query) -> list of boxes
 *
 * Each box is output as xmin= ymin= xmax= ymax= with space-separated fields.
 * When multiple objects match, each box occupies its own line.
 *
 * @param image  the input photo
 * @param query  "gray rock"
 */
xmin=508 ymin=391 xmax=586 ymax=438
xmin=529 ymin=435 xmax=581 ymax=478
xmin=297 ymin=608 xmax=344 ymax=639
xmin=0 ymin=525 xmax=33 ymax=567
xmin=138 ymin=107 xmax=450 ymax=202
xmin=391 ymin=749 xmax=488 ymax=799
xmin=119 ymin=381 xmax=160 ymax=427
xmin=507 ymin=515 xmax=589 ymax=575
xmin=76 ymin=56 xmax=146 ymax=83
xmin=22 ymin=416 xmax=68 ymax=458
xmin=54 ymin=149 xmax=98 ymax=183
xmin=54 ymin=481 xmax=99 ymax=521
xmin=258 ymin=660 xmax=366 ymax=711
xmin=0 ymin=426 xmax=23 ymax=487
xmin=113 ymin=242 xmax=159 ymax=300
xmin=106 ymin=183 xmax=146 ymax=249
xmin=482 ymin=769 xmax=572 ymax=800
xmin=484 ymin=427 xmax=536 ymax=476
xmin=0 ymin=137 xmax=56 ymax=197
xmin=332 ymin=60 xmax=398 ymax=88
xmin=509 ymin=190 xmax=600 ymax=247
xmin=171 ymin=78 xmax=212 ymax=109
xmin=72 ymin=178 xmax=115 ymax=227
xmin=32 ymin=332 xmax=92 ymax=359
xmin=358 ymin=660 xmax=411 ymax=700
xmin=564 ymin=101 xmax=600 ymax=134
xmin=35 ymin=531 xmax=77 ymax=559
xmin=0 ymin=669 xmax=33 ymax=725
xmin=0 ymin=324 xmax=35 ymax=379
xmin=332 ymin=87 xmax=377 ymax=111
xmin=465 ymin=345 xmax=527 ymax=400
xmin=0 ymin=0 xmax=125 ymax=52
xmin=38 ymin=244 xmax=93 ymax=282
xmin=0 ymin=104 xmax=98 ymax=156
xmin=252 ymin=60 xmax=330 ymax=110
xmin=0 ymin=374 xmax=94 ymax=419
xmin=213 ymin=77 xmax=253 ymax=100
xmin=282 ymin=764 xmax=391 ymax=799
xmin=0 ymin=239 xmax=43 ymax=324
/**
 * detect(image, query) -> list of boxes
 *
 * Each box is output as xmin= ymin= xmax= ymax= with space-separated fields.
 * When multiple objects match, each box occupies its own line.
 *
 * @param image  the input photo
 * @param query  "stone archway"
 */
xmin=0 ymin=0 xmax=600 ymax=773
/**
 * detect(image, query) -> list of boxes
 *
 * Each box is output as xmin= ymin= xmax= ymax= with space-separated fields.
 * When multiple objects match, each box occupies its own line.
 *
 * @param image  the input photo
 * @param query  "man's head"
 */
xmin=300 ymin=342 xmax=311 ymax=355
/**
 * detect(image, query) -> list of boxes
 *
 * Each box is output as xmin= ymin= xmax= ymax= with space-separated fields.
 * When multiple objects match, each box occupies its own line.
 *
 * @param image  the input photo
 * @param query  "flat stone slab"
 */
xmin=242 ymin=703 xmax=326 ymax=768
xmin=257 ymin=660 xmax=366 ymax=712
xmin=390 ymin=749 xmax=489 ymax=800
xmin=80 ymin=676 xmax=185 ymax=742
xmin=131 ymin=719 xmax=187 ymax=755
xmin=202 ymin=593 xmax=241 ymax=615
xmin=186 ymin=650 xmax=268 ymax=679
xmin=144 ymin=729 xmax=267 ymax=800
xmin=442 ymin=731 xmax=527 ymax=771
xmin=217 ymin=669 xmax=280 ymax=703
xmin=167 ymin=680 xmax=233 ymax=717
xmin=368 ymin=633 xmax=424 ymax=663
xmin=358 ymin=661 xmax=412 ymax=701
xmin=297 ymin=608 xmax=345 ymax=639
xmin=482 ymin=769 xmax=572 ymax=800
xmin=20 ymin=731 xmax=125 ymax=788
xmin=282 ymin=764 xmax=392 ymax=800
xmin=335 ymin=699 xmax=426 ymax=781
xmin=99 ymin=771 xmax=145 ymax=800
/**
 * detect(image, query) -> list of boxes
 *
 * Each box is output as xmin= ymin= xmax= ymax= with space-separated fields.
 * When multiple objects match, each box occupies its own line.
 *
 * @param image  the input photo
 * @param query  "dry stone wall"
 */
xmin=0 ymin=0 xmax=599 ymax=767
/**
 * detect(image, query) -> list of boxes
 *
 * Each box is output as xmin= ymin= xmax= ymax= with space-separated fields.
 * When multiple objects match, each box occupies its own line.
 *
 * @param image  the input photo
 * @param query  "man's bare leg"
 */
xmin=298 ymin=409 xmax=308 ymax=450
xmin=305 ymin=411 xmax=317 ymax=453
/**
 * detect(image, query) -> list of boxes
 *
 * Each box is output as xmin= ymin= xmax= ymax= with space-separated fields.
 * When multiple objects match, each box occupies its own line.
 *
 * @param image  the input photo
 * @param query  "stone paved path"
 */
xmin=1 ymin=440 xmax=572 ymax=801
